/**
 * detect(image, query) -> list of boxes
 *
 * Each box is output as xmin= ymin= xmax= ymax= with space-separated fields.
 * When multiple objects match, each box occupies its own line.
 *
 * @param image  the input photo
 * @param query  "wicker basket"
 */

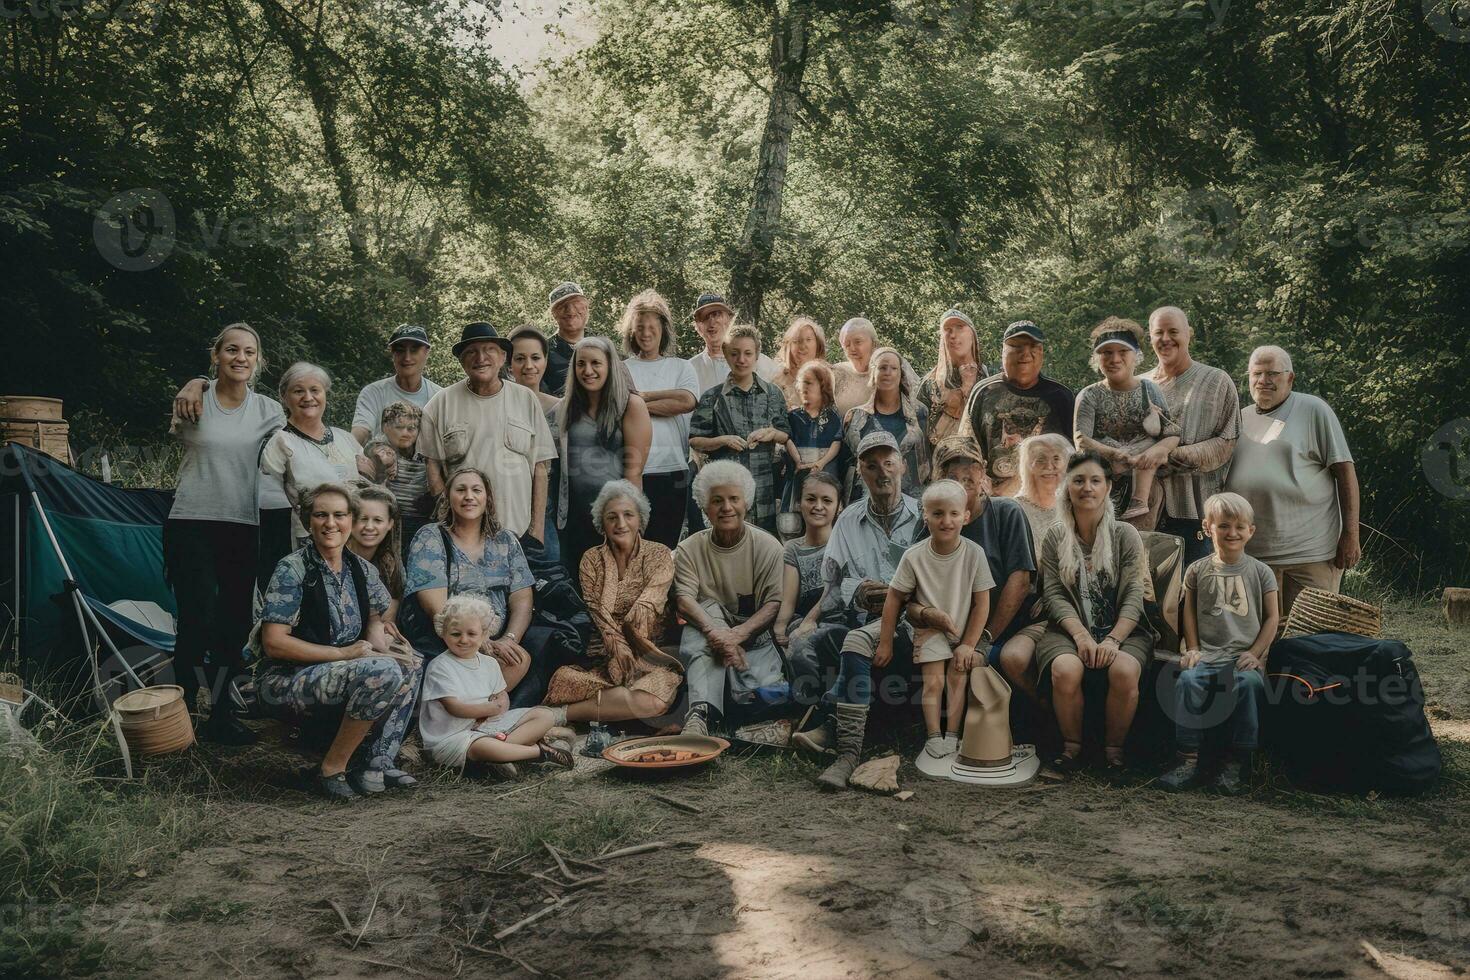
xmin=1282 ymin=587 xmax=1383 ymax=639
xmin=113 ymin=685 xmax=195 ymax=758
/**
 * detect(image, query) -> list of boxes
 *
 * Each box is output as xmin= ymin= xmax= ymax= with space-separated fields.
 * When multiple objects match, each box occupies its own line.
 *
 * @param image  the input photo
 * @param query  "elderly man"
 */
xmin=418 ymin=322 xmax=557 ymax=544
xmin=674 ymin=460 xmax=786 ymax=737
xmin=687 ymin=292 xmax=779 ymax=394
xmin=790 ymin=431 xmax=924 ymax=790
xmin=1225 ymin=346 xmax=1360 ymax=618
xmin=960 ymin=320 xmax=1075 ymax=496
xmin=544 ymin=281 xmax=589 ymax=398
xmin=1143 ymin=307 xmax=1241 ymax=564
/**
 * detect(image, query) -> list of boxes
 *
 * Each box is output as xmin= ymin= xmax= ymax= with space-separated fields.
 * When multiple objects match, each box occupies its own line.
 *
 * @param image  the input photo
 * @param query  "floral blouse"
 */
xmin=261 ymin=547 xmax=391 ymax=647
xmin=403 ymin=523 xmax=534 ymax=626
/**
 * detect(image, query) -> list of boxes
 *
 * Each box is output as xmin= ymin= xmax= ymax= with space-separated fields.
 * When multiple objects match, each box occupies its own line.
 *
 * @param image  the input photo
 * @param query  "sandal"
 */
xmin=534 ymin=740 xmax=575 ymax=771
xmin=1047 ymin=752 xmax=1086 ymax=774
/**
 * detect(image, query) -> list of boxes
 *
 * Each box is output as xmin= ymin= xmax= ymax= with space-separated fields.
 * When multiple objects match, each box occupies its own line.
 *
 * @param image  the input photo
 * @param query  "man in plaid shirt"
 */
xmin=688 ymin=324 xmax=791 ymax=533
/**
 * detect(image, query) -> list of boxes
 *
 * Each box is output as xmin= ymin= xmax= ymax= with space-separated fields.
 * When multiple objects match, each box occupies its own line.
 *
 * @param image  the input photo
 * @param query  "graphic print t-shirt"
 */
xmin=963 ymin=375 xmax=1075 ymax=494
xmin=1183 ymin=554 xmax=1278 ymax=664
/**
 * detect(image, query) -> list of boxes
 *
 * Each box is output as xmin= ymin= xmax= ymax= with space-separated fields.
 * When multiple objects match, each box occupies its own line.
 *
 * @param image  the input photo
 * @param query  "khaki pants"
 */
xmin=678 ymin=600 xmax=784 ymax=712
xmin=1270 ymin=560 xmax=1343 ymax=621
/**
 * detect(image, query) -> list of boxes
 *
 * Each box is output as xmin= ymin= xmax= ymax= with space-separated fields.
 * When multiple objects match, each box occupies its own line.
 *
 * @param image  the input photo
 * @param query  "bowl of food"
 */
xmin=602 ymin=734 xmax=730 ymax=770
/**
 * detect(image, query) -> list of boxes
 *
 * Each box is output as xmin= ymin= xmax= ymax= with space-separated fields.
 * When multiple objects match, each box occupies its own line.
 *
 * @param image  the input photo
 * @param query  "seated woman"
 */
xmin=1034 ymin=451 xmax=1155 ymax=775
xmin=774 ymin=471 xmax=842 ymax=683
xmin=348 ymin=486 xmax=405 ymax=624
xmin=257 ymin=483 xmax=421 ymax=800
xmin=674 ymin=461 xmax=786 ymax=737
xmin=544 ymin=480 xmax=682 ymax=725
xmin=403 ymin=466 xmax=554 ymax=709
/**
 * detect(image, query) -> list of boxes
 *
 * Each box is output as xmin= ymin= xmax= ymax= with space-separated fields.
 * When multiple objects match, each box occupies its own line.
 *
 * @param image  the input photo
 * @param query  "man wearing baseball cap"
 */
xmin=543 ymin=281 xmax=588 ymax=398
xmin=349 ymin=324 xmax=444 ymax=444
xmin=790 ymin=429 xmax=924 ymax=790
xmin=687 ymin=291 xmax=779 ymax=394
xmin=959 ymin=320 xmax=1075 ymax=497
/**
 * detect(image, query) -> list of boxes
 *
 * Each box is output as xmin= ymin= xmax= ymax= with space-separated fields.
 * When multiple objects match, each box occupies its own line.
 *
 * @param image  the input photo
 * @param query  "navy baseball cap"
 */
xmin=1002 ymin=320 xmax=1045 ymax=344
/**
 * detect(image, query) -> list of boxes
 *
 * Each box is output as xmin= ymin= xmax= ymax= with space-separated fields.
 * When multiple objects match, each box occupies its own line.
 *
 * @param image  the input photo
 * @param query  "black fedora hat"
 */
xmin=453 ymin=321 xmax=513 ymax=358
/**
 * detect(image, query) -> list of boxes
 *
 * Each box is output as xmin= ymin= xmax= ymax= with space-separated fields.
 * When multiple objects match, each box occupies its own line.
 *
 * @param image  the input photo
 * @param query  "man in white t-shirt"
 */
xmin=621 ymin=292 xmax=702 ymax=551
xmin=350 ymin=324 xmax=444 ymax=443
xmin=1224 ymin=345 xmax=1360 ymax=618
xmin=419 ymin=323 xmax=557 ymax=542
xmin=687 ymin=292 xmax=779 ymax=394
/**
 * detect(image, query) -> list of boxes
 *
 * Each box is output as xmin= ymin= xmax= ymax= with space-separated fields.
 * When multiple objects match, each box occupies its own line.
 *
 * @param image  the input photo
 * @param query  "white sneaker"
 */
xmin=944 ymin=732 xmax=961 ymax=755
xmin=922 ymin=734 xmax=953 ymax=760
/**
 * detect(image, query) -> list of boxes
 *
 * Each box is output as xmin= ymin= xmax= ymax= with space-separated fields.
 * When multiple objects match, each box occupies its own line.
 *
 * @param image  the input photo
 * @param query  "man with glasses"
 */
xmin=1225 ymin=345 xmax=1359 ymax=619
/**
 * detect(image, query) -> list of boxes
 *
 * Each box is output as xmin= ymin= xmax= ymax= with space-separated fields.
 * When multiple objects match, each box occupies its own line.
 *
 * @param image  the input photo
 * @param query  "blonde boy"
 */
xmin=418 ymin=595 xmax=573 ymax=773
xmin=875 ymin=479 xmax=994 ymax=764
xmin=1160 ymin=492 xmax=1279 ymax=794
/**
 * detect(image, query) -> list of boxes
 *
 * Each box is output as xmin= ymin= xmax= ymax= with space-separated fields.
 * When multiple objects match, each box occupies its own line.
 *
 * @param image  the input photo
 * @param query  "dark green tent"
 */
xmin=1 ymin=442 xmax=175 ymax=697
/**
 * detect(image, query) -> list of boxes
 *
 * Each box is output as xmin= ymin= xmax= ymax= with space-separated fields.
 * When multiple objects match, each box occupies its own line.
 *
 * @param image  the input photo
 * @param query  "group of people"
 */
xmin=162 ymin=285 xmax=1362 ymax=798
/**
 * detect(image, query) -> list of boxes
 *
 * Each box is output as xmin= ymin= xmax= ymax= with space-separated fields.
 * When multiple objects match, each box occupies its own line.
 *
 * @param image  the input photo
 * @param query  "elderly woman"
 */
xmin=1014 ymin=433 xmax=1073 ymax=558
xmin=771 ymin=316 xmax=828 ymax=409
xmin=673 ymin=460 xmax=786 ymax=737
xmin=841 ymin=347 xmax=929 ymax=502
xmin=917 ymin=309 xmax=990 ymax=450
xmin=261 ymin=361 xmax=372 ymax=547
xmin=1143 ymin=306 xmax=1242 ymax=564
xmin=166 ymin=322 xmax=284 ymax=744
xmin=556 ymin=335 xmax=652 ymax=574
xmin=544 ymin=480 xmax=681 ymax=723
xmin=1035 ymin=451 xmax=1155 ymax=775
xmin=509 ymin=324 xmax=564 ymax=562
xmin=404 ymin=466 xmax=552 ymax=708
xmin=620 ymin=290 xmax=702 ymax=552
xmin=257 ymin=483 xmax=421 ymax=800
xmin=1074 ymin=318 xmax=1180 ymax=523
xmin=832 ymin=317 xmax=879 ymax=415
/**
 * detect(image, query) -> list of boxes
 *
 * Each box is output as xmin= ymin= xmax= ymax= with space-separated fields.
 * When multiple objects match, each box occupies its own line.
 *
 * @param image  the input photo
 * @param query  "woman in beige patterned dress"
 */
xmin=544 ymin=480 xmax=681 ymax=723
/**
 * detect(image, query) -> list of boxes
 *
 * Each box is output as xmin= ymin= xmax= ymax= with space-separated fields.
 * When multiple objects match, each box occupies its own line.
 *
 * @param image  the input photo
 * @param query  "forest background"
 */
xmin=3 ymin=0 xmax=1468 ymax=586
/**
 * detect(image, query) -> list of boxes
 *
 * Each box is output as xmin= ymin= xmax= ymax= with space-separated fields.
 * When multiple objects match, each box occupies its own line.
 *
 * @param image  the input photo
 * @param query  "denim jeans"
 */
xmin=1174 ymin=662 xmax=1265 ymax=751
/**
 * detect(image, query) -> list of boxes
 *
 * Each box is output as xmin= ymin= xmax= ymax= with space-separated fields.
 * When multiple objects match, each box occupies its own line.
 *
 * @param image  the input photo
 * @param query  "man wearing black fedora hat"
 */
xmin=419 ymin=322 xmax=557 ymax=543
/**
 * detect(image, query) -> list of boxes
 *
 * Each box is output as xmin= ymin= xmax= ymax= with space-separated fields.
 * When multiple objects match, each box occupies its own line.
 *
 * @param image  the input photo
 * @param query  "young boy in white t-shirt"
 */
xmin=419 ymin=595 xmax=573 ymax=774
xmin=1159 ymin=492 xmax=1280 ymax=794
xmin=875 ymin=480 xmax=994 ymax=765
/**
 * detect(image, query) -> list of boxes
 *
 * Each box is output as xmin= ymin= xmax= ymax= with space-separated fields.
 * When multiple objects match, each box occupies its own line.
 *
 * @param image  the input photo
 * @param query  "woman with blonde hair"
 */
xmin=840 ymin=346 xmax=929 ymax=501
xmin=918 ymin=308 xmax=990 ymax=450
xmin=556 ymin=335 xmax=652 ymax=573
xmin=832 ymin=317 xmax=879 ymax=415
xmin=771 ymin=316 xmax=828 ymax=408
xmin=619 ymin=289 xmax=702 ymax=551
xmin=1015 ymin=432 xmax=1073 ymax=557
xmin=166 ymin=322 xmax=284 ymax=744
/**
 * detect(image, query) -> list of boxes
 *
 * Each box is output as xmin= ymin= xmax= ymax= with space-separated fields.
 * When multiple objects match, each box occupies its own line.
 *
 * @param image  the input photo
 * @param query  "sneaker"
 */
xmin=922 ymin=734 xmax=953 ymax=760
xmin=348 ymin=769 xmax=386 ymax=795
xmin=1157 ymin=755 xmax=1202 ymax=791
xmin=199 ymin=714 xmax=258 ymax=746
xmin=382 ymin=769 xmax=418 ymax=790
xmin=315 ymin=770 xmax=358 ymax=801
xmin=681 ymin=704 xmax=710 ymax=738
xmin=943 ymin=732 xmax=961 ymax=755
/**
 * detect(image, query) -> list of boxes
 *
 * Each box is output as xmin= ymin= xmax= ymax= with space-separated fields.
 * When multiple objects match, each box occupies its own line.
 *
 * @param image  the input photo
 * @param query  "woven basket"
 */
xmin=113 ymin=685 xmax=195 ymax=758
xmin=1282 ymin=587 xmax=1383 ymax=639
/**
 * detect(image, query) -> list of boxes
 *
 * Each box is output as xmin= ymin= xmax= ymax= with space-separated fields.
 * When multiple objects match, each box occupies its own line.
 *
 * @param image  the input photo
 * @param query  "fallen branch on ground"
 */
xmin=493 ymin=895 xmax=578 ymax=942
xmin=649 ymin=792 xmax=702 ymax=814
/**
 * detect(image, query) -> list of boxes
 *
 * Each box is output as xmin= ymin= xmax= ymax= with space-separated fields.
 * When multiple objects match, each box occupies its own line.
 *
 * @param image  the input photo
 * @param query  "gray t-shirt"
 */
xmin=169 ymin=386 xmax=284 ymax=525
xmin=351 ymin=375 xmax=443 ymax=440
xmin=1225 ymin=392 xmax=1353 ymax=565
xmin=783 ymin=539 xmax=827 ymax=615
xmin=1184 ymin=554 xmax=1278 ymax=664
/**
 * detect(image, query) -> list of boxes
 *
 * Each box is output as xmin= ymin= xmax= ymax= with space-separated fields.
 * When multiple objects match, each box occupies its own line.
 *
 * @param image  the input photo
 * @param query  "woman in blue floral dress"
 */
xmin=257 ymin=483 xmax=422 ymax=801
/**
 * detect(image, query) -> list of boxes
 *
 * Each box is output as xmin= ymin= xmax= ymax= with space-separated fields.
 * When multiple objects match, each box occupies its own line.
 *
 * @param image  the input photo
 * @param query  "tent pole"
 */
xmin=12 ymin=493 xmax=20 ymax=673
xmin=29 ymin=491 xmax=135 ymax=778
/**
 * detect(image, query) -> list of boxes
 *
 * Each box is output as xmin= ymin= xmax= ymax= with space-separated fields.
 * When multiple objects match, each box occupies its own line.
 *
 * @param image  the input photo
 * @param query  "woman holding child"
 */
xmin=1034 ymin=451 xmax=1155 ymax=775
xmin=257 ymin=483 xmax=421 ymax=800
xmin=771 ymin=316 xmax=829 ymax=409
xmin=403 ymin=467 xmax=542 ymax=704
xmin=543 ymin=480 xmax=682 ymax=724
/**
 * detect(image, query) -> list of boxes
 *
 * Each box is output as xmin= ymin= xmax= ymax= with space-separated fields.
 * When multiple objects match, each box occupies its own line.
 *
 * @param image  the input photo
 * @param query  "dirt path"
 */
xmin=97 ymin=600 xmax=1470 ymax=978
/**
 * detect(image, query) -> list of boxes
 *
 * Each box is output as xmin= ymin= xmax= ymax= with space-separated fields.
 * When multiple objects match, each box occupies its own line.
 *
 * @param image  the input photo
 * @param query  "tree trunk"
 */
xmin=727 ymin=0 xmax=813 ymax=328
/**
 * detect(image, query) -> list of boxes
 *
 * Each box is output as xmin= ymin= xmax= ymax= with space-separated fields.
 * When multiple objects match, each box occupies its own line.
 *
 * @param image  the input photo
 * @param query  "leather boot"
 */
xmin=816 ymin=702 xmax=868 ymax=791
xmin=792 ymin=713 xmax=837 ymax=758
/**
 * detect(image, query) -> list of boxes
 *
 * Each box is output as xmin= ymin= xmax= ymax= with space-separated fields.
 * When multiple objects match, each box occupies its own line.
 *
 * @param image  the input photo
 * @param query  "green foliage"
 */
xmin=3 ymin=0 xmax=1467 ymax=582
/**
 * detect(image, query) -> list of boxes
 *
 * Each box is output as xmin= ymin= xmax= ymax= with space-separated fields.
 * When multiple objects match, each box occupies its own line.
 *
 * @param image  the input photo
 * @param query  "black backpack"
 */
xmin=1265 ymin=633 xmax=1441 ymax=795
